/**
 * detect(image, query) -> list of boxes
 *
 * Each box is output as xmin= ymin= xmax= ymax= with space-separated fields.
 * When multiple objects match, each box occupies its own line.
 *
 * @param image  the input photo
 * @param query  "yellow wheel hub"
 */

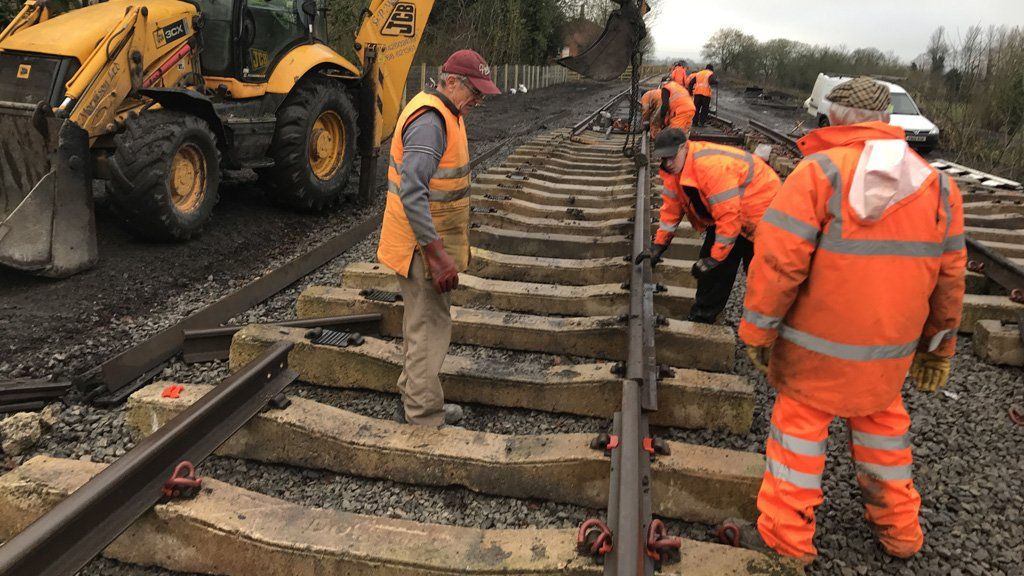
xmin=309 ymin=110 xmax=345 ymax=181
xmin=170 ymin=143 xmax=207 ymax=213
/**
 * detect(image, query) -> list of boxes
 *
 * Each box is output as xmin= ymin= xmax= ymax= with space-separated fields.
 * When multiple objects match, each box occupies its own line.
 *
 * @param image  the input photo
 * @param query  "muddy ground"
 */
xmin=0 ymin=79 xmax=629 ymax=385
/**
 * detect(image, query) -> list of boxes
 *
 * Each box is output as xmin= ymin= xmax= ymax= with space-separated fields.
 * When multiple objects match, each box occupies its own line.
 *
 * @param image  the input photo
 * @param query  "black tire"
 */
xmin=259 ymin=78 xmax=358 ymax=211
xmin=108 ymin=110 xmax=221 ymax=241
xmin=817 ymin=114 xmax=830 ymax=128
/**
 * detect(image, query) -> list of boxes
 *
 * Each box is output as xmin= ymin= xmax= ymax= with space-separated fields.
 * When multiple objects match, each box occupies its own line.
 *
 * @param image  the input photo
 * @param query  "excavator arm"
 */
xmin=0 ymin=0 xmax=50 ymax=44
xmin=354 ymin=0 xmax=434 ymax=146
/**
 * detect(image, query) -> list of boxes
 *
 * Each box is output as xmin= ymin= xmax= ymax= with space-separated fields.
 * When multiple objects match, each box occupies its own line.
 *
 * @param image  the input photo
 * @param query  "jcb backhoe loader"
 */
xmin=0 ymin=0 xmax=433 ymax=276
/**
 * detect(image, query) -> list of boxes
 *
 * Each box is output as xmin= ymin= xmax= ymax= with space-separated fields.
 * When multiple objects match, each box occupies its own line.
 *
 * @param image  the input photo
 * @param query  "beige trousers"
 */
xmin=395 ymin=252 xmax=452 ymax=426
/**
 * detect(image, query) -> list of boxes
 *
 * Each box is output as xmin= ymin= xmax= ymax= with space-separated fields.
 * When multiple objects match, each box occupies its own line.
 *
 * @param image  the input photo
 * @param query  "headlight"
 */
xmin=929 ymin=127 xmax=940 ymax=135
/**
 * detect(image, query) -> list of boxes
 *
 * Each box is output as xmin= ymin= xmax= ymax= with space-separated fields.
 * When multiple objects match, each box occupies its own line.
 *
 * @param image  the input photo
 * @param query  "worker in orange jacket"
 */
xmin=687 ymin=64 xmax=717 ymax=127
xmin=659 ymin=79 xmax=696 ymax=132
xmin=670 ymin=60 xmax=689 ymax=87
xmin=720 ymin=77 xmax=966 ymax=565
xmin=650 ymin=127 xmax=781 ymax=323
xmin=640 ymin=78 xmax=667 ymax=139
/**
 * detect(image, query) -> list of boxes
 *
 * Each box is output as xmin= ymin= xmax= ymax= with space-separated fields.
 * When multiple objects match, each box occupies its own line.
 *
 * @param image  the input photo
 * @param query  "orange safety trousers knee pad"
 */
xmin=756 ymin=393 xmax=924 ymax=563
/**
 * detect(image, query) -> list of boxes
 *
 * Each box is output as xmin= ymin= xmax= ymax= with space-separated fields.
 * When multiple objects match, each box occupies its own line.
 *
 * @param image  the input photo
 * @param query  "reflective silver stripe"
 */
xmin=762 ymin=208 xmax=819 ymax=243
xmin=434 ymin=164 xmax=472 ymax=179
xmin=943 ymin=234 xmax=965 ymax=252
xmin=389 ymin=156 xmax=401 ymax=172
xmin=387 ymin=180 xmax=400 ymax=195
xmin=661 ymin=187 xmax=678 ymax=200
xmin=939 ymin=174 xmax=952 ymax=240
xmin=855 ymin=461 xmax=913 ymax=481
xmin=766 ymin=457 xmax=822 ymax=490
xmin=819 ymin=237 xmax=944 ymax=257
xmin=659 ymin=221 xmax=679 ymax=233
xmin=926 ymin=328 xmax=953 ymax=352
xmin=715 ymin=233 xmax=737 ymax=246
xmin=429 ymin=186 xmax=471 ymax=202
xmin=707 ymin=187 xmax=742 ymax=206
xmin=851 ymin=430 xmax=911 ymax=451
xmin=694 ymin=149 xmax=750 ymax=162
xmin=778 ymin=324 xmax=918 ymax=361
xmin=770 ymin=424 xmax=826 ymax=456
xmin=743 ymin=308 xmax=782 ymax=330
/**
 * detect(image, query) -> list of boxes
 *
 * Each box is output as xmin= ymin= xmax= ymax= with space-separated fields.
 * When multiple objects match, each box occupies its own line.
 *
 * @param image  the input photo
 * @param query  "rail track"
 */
xmin=2 ymin=80 xmax=1022 ymax=575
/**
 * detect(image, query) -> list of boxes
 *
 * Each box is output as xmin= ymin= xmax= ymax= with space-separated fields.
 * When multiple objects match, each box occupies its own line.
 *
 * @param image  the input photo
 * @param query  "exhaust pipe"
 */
xmin=0 ymin=104 xmax=97 ymax=277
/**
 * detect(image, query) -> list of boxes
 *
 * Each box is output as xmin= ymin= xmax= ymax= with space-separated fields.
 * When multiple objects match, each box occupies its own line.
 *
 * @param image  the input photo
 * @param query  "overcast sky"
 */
xmin=650 ymin=1 xmax=1024 ymax=63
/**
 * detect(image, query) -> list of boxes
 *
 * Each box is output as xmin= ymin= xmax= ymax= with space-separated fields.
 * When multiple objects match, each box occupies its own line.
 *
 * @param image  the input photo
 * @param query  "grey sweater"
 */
xmin=399 ymin=110 xmax=448 ymax=245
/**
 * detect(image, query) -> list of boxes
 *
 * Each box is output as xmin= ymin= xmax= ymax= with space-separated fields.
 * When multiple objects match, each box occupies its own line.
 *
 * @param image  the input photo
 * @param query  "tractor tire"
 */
xmin=259 ymin=78 xmax=358 ymax=211
xmin=108 ymin=110 xmax=221 ymax=242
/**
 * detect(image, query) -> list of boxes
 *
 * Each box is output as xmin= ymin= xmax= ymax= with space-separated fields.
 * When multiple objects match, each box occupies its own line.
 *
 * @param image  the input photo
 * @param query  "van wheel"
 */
xmin=817 ymin=115 xmax=830 ymax=128
xmin=108 ymin=111 xmax=221 ymax=241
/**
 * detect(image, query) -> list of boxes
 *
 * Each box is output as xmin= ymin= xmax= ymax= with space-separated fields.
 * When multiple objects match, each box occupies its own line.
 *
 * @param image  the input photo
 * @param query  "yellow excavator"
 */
xmin=0 ymin=0 xmax=433 ymax=276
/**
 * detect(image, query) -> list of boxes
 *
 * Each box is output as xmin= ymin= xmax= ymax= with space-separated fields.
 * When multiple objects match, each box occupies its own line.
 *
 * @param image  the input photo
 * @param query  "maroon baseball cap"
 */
xmin=441 ymin=49 xmax=501 ymax=95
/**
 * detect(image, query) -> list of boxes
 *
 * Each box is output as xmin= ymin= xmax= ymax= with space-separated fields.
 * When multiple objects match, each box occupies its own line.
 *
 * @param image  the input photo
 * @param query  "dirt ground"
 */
xmin=0 ymin=79 xmax=629 ymax=384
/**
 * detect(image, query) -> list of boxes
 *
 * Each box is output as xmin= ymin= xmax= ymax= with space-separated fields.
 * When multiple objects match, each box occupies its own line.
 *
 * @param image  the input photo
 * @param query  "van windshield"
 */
xmin=891 ymin=93 xmax=920 ymax=116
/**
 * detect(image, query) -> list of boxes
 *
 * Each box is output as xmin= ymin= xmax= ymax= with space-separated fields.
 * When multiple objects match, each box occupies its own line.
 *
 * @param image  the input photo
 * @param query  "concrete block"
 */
xmin=469 ymin=248 xmax=697 ymax=289
xmin=961 ymin=293 xmax=1024 ymax=333
xmin=476 ymin=173 xmax=633 ymax=196
xmin=475 ymin=183 xmax=634 ymax=209
xmin=341 ymin=262 xmax=695 ymax=319
xmin=473 ymin=209 xmax=634 ymax=236
xmin=471 ymin=225 xmax=701 ymax=260
xmin=127 ymin=383 xmax=762 ymax=523
xmin=230 ymin=326 xmax=754 ymax=432
xmin=488 ymin=166 xmax=636 ymax=187
xmin=973 ymin=319 xmax=1024 ymax=366
xmin=296 ymin=287 xmax=735 ymax=372
xmin=0 ymin=457 xmax=798 ymax=575
xmin=475 ymin=193 xmax=636 ymax=221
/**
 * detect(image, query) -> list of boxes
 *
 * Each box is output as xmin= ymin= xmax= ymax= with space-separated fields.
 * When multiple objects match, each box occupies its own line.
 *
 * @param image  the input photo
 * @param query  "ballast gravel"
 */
xmin=3 ymin=81 xmax=1021 ymax=576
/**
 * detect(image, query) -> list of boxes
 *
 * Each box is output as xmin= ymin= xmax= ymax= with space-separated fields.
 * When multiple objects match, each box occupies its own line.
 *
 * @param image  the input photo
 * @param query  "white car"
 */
xmin=804 ymin=73 xmax=940 ymax=153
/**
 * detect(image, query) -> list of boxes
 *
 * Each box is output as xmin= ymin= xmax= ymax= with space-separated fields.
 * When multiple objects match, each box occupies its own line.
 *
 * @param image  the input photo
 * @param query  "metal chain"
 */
xmin=622 ymin=0 xmax=646 ymax=157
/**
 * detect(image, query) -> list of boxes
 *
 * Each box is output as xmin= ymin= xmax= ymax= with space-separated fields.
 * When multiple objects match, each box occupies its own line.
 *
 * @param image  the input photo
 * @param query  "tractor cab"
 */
xmin=190 ymin=0 xmax=324 ymax=82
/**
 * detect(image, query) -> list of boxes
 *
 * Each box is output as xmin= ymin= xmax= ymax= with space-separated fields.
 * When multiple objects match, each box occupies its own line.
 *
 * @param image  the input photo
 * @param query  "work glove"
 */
xmin=691 ymin=257 xmax=721 ymax=279
xmin=421 ymin=239 xmax=459 ymax=294
xmin=910 ymin=351 xmax=951 ymax=392
xmin=649 ymin=242 xmax=670 ymax=268
xmin=746 ymin=345 xmax=771 ymax=374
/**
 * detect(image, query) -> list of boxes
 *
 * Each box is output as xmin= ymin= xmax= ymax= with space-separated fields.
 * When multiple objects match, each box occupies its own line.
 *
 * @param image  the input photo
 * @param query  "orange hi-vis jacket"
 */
xmin=378 ymin=91 xmax=472 ymax=277
xmin=689 ymin=69 xmax=714 ymax=97
xmin=656 ymin=141 xmax=781 ymax=260
xmin=671 ymin=65 xmax=689 ymax=86
xmin=641 ymin=87 xmax=663 ymax=136
xmin=739 ymin=122 xmax=967 ymax=417
xmin=661 ymin=81 xmax=696 ymax=131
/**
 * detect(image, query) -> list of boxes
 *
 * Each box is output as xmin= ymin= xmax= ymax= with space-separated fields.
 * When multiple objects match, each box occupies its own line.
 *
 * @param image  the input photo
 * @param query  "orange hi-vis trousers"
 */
xmin=757 ymin=393 xmax=923 ymax=563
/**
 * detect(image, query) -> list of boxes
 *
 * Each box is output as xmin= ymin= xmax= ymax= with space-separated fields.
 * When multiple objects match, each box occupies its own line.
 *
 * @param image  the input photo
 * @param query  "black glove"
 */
xmin=650 ymin=243 xmax=670 ymax=268
xmin=691 ymin=257 xmax=721 ymax=279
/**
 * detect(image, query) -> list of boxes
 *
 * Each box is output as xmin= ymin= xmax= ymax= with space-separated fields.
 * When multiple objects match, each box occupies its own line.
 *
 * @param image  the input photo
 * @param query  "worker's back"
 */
xmin=741 ymin=121 xmax=966 ymax=417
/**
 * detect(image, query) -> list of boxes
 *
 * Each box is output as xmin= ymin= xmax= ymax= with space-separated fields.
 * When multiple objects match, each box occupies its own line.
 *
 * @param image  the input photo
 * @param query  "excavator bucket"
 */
xmin=557 ymin=0 xmax=647 ymax=81
xmin=0 ymin=106 xmax=96 ymax=277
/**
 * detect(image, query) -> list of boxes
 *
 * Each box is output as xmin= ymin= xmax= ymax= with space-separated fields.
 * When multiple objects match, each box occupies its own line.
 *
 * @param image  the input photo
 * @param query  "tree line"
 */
xmin=2 ymin=0 xmax=643 ymax=66
xmin=700 ymin=26 xmax=1024 ymax=181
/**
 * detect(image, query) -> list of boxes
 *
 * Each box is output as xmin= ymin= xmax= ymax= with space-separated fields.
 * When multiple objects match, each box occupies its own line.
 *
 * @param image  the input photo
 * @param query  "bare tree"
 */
xmin=702 ymin=28 xmax=757 ymax=73
xmin=926 ymin=26 xmax=949 ymax=75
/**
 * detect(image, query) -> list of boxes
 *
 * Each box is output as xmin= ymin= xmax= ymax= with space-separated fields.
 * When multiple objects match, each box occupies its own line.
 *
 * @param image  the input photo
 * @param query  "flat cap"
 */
xmin=652 ymin=128 xmax=688 ymax=159
xmin=827 ymin=77 xmax=891 ymax=112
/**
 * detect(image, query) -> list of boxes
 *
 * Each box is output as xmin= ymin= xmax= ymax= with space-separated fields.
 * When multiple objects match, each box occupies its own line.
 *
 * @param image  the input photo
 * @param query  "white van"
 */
xmin=804 ymin=73 xmax=940 ymax=153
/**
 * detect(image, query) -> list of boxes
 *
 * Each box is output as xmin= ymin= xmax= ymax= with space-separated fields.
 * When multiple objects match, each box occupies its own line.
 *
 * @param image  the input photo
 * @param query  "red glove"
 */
xmin=421 ymin=239 xmax=459 ymax=294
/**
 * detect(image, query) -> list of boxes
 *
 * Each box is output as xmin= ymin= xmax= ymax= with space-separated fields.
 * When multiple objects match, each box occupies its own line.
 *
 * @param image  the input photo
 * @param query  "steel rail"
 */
xmin=0 ymin=341 xmax=298 ymax=576
xmin=966 ymin=236 xmax=1024 ymax=293
xmin=571 ymin=74 xmax=662 ymax=138
xmin=604 ymin=127 xmax=657 ymax=575
xmin=747 ymin=119 xmax=802 ymax=156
